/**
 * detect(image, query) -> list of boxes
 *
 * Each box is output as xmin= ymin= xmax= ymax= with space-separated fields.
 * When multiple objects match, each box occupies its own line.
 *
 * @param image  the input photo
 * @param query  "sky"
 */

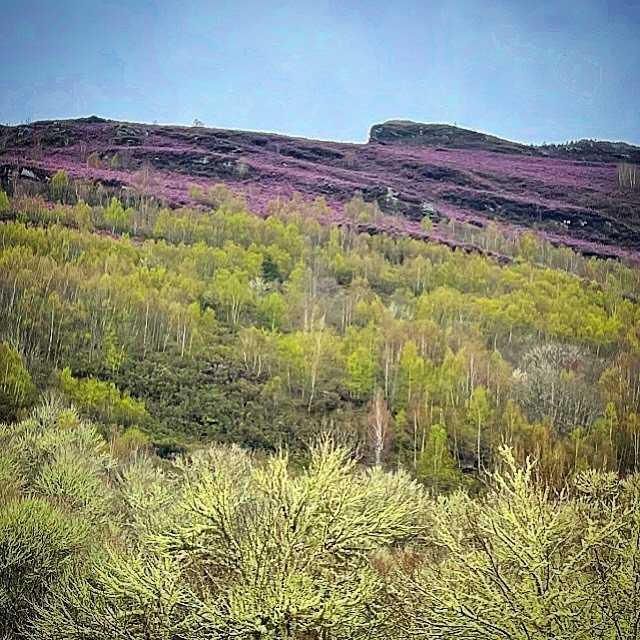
xmin=1 ymin=0 xmax=639 ymax=144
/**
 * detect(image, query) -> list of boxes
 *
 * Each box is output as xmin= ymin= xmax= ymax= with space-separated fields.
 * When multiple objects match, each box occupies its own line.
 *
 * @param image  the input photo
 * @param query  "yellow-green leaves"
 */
xmin=0 ymin=341 xmax=35 ymax=421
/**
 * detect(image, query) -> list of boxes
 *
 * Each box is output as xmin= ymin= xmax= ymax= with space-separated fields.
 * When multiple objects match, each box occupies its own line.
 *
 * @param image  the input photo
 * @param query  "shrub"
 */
xmin=0 ymin=189 xmax=9 ymax=213
xmin=0 ymin=498 xmax=91 ymax=637
xmin=50 ymin=169 xmax=69 ymax=203
xmin=0 ymin=342 xmax=35 ymax=421
xmin=86 ymin=152 xmax=101 ymax=169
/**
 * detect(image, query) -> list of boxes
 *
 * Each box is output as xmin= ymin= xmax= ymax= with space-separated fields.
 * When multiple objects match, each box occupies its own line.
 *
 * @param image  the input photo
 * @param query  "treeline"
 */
xmin=1 ymin=400 xmax=639 ymax=639
xmin=1 ymin=178 xmax=640 ymax=484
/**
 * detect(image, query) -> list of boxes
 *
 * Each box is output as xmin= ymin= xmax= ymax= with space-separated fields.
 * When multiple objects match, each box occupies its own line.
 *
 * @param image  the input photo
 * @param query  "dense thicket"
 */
xmin=1 ymin=399 xmax=638 ymax=639
xmin=2 ymin=176 xmax=640 ymax=484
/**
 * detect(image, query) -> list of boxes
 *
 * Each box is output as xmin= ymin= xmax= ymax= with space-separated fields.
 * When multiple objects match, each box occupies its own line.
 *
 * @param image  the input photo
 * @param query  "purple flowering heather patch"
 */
xmin=1 ymin=117 xmax=639 ymax=260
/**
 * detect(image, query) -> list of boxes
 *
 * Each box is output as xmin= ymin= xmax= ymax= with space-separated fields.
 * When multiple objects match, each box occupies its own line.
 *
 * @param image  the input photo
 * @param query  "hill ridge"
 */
xmin=1 ymin=116 xmax=639 ymax=260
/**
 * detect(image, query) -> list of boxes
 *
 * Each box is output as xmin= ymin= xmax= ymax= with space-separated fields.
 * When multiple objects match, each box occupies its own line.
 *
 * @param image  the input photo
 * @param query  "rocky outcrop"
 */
xmin=369 ymin=121 xmax=533 ymax=154
xmin=541 ymin=139 xmax=640 ymax=164
xmin=0 ymin=163 xmax=50 ymax=192
xmin=370 ymin=120 xmax=640 ymax=164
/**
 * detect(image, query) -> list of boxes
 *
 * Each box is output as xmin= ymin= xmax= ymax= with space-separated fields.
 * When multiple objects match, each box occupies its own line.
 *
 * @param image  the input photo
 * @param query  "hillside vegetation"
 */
xmin=2 ymin=402 xmax=639 ymax=639
xmin=1 ymin=175 xmax=640 ymax=481
xmin=1 ymin=167 xmax=640 ymax=637
xmin=2 ymin=117 xmax=640 ymax=259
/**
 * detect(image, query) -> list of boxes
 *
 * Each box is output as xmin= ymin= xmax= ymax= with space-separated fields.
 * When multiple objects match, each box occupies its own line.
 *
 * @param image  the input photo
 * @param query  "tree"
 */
xmin=212 ymin=268 xmax=252 ymax=324
xmin=618 ymin=162 xmax=638 ymax=189
xmin=396 ymin=449 xmax=640 ymax=639
xmin=517 ymin=344 xmax=601 ymax=435
xmin=32 ymin=441 xmax=425 ymax=640
xmin=466 ymin=385 xmax=491 ymax=470
xmin=344 ymin=193 xmax=380 ymax=223
xmin=417 ymin=423 xmax=460 ymax=490
xmin=0 ymin=189 xmax=10 ymax=213
xmin=103 ymin=327 xmax=125 ymax=373
xmin=347 ymin=345 xmax=377 ymax=400
xmin=103 ymin=197 xmax=134 ymax=233
xmin=261 ymin=253 xmax=283 ymax=283
xmin=368 ymin=389 xmax=392 ymax=466
xmin=258 ymin=292 xmax=287 ymax=330
xmin=131 ymin=164 xmax=162 ymax=224
xmin=420 ymin=215 xmax=434 ymax=233
xmin=397 ymin=340 xmax=426 ymax=412
xmin=71 ymin=199 xmax=92 ymax=229
xmin=86 ymin=152 xmax=101 ymax=169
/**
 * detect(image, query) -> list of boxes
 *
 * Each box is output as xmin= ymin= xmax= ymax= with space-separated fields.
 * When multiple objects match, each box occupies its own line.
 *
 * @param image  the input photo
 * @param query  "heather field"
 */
xmin=1 ymin=117 xmax=639 ymax=260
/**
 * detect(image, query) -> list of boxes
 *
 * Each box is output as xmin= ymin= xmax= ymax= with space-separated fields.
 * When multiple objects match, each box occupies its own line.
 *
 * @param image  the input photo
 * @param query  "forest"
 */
xmin=1 ymin=170 xmax=640 ymax=638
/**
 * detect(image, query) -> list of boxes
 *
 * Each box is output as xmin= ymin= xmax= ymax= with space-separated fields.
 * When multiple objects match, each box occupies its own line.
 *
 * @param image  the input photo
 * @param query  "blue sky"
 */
xmin=1 ymin=0 xmax=639 ymax=144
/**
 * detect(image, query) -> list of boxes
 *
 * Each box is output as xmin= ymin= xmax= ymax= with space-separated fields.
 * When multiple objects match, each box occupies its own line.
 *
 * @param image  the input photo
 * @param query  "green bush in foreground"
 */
xmin=0 ymin=401 xmax=638 ymax=639
xmin=393 ymin=451 xmax=640 ymax=639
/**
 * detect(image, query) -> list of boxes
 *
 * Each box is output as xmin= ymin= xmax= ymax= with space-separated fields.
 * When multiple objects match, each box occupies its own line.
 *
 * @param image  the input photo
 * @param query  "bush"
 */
xmin=0 ymin=342 xmax=36 ymax=421
xmin=51 ymin=170 xmax=69 ymax=203
xmin=0 ymin=497 xmax=91 ymax=637
xmin=59 ymin=367 xmax=149 ymax=429
xmin=0 ymin=189 xmax=9 ymax=213
xmin=394 ymin=448 xmax=640 ymax=639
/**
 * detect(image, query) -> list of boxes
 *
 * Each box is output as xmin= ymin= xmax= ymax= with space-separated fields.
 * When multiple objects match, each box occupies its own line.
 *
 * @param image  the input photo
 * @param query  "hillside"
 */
xmin=1 ymin=117 xmax=639 ymax=261
xmin=2 ymin=117 xmax=640 ymax=638
xmin=1 ymin=117 xmax=639 ymax=473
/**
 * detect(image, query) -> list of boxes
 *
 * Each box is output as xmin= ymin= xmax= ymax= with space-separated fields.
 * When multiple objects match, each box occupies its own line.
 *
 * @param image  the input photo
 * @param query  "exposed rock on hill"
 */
xmin=370 ymin=120 xmax=640 ymax=164
xmin=369 ymin=121 xmax=534 ymax=155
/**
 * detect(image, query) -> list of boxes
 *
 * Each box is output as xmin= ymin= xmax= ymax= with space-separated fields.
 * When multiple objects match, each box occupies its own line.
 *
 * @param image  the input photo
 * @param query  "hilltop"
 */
xmin=369 ymin=120 xmax=640 ymax=162
xmin=1 ymin=117 xmax=639 ymax=260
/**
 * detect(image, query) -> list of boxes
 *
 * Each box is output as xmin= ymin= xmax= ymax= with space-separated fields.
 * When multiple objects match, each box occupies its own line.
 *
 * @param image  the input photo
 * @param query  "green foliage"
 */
xmin=0 ymin=400 xmax=636 ymax=639
xmin=59 ymin=367 xmax=149 ymax=428
xmin=109 ymin=426 xmax=149 ymax=458
xmin=420 ymin=215 xmax=434 ymax=233
xmin=110 ymin=350 xmax=309 ymax=450
xmin=1 ymin=184 xmax=640 ymax=478
xmin=0 ymin=342 xmax=35 ymax=421
xmin=0 ymin=400 xmax=114 ymax=637
xmin=344 ymin=193 xmax=380 ymax=223
xmin=50 ymin=169 xmax=69 ymax=203
xmin=0 ymin=497 xmax=91 ymax=637
xmin=103 ymin=197 xmax=134 ymax=233
xmin=261 ymin=252 xmax=284 ymax=282
xmin=416 ymin=423 xmax=461 ymax=489
xmin=212 ymin=268 xmax=253 ymax=324
xmin=30 ymin=439 xmax=426 ymax=639
xmin=2 ymin=166 xmax=640 ymax=636
xmin=0 ymin=399 xmax=114 ymax=507
xmin=394 ymin=448 xmax=640 ymax=639
xmin=347 ymin=344 xmax=377 ymax=399
xmin=71 ymin=199 xmax=92 ymax=229
xmin=0 ymin=189 xmax=9 ymax=213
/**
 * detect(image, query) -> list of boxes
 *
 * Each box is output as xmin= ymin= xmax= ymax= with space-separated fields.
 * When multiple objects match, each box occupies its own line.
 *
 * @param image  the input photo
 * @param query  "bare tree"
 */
xmin=78 ymin=140 xmax=88 ymax=163
xmin=368 ymin=388 xmax=392 ymax=466
xmin=618 ymin=162 xmax=638 ymax=190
